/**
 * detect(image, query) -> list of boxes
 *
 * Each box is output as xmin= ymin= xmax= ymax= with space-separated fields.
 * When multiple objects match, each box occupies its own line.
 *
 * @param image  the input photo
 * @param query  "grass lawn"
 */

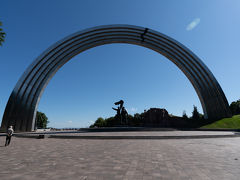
xmin=201 ymin=114 xmax=240 ymax=129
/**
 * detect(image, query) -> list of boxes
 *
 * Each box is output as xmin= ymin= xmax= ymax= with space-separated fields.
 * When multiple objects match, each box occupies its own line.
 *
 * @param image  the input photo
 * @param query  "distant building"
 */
xmin=142 ymin=108 xmax=170 ymax=127
xmin=142 ymin=108 xmax=187 ymax=127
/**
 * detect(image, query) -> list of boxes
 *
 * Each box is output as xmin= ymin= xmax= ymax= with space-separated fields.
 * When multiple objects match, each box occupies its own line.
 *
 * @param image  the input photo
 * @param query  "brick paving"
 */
xmin=0 ymin=131 xmax=240 ymax=180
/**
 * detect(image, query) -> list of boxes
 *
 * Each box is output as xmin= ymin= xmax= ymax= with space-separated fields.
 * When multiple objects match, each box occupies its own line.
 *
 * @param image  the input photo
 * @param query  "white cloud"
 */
xmin=130 ymin=107 xmax=138 ymax=112
xmin=186 ymin=18 xmax=200 ymax=31
xmin=67 ymin=120 xmax=73 ymax=123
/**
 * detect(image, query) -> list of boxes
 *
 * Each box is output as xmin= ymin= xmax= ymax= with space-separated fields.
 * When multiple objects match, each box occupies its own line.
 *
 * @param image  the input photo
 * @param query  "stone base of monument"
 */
xmin=10 ymin=130 xmax=240 ymax=140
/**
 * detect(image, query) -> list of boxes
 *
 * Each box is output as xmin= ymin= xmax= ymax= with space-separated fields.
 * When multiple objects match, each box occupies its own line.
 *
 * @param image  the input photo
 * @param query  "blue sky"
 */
xmin=0 ymin=0 xmax=240 ymax=128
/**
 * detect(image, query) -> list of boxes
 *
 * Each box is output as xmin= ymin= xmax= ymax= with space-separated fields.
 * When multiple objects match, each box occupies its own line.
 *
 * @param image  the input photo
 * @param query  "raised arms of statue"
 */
xmin=112 ymin=107 xmax=118 ymax=111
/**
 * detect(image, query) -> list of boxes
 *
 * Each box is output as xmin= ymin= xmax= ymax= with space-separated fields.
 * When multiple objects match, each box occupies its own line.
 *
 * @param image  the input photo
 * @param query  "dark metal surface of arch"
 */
xmin=1 ymin=25 xmax=231 ymax=131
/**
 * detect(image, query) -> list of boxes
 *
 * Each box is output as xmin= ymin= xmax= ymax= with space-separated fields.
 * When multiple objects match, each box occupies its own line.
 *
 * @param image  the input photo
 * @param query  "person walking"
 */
xmin=5 ymin=126 xmax=14 ymax=146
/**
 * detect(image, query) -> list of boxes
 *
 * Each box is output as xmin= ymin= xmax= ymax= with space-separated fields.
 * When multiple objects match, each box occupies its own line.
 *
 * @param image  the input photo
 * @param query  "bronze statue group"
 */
xmin=112 ymin=100 xmax=128 ymax=125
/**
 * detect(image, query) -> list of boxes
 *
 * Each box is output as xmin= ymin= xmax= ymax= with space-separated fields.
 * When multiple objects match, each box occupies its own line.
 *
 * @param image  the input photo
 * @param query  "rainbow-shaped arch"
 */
xmin=1 ymin=25 xmax=231 ymax=131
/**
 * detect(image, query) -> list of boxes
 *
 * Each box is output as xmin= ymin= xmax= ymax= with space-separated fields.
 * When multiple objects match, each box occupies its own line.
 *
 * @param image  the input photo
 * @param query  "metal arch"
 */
xmin=1 ymin=25 xmax=231 ymax=132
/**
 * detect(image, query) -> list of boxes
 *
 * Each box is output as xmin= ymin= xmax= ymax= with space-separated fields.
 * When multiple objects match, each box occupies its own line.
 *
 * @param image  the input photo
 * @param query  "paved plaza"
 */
xmin=1 ymin=131 xmax=240 ymax=180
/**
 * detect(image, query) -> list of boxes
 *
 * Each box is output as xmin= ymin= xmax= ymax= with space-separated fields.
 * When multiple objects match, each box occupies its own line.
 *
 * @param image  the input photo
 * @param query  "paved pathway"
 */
xmin=0 ymin=131 xmax=240 ymax=180
xmin=47 ymin=130 xmax=236 ymax=136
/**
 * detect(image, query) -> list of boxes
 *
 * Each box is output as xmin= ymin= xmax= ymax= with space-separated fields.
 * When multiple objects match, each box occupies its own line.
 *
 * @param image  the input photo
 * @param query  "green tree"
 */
xmin=0 ymin=21 xmax=6 ymax=46
xmin=191 ymin=105 xmax=200 ymax=120
xmin=230 ymin=99 xmax=240 ymax=115
xmin=182 ymin=110 xmax=188 ymax=120
xmin=105 ymin=116 xmax=115 ymax=127
xmin=132 ymin=113 xmax=142 ymax=126
xmin=90 ymin=117 xmax=107 ymax=127
xmin=36 ymin=111 xmax=49 ymax=129
xmin=94 ymin=117 xmax=106 ymax=127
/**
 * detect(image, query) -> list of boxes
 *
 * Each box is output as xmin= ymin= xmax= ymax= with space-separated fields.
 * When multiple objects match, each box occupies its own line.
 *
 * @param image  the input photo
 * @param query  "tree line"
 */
xmin=90 ymin=100 xmax=240 ymax=128
xmin=90 ymin=105 xmax=204 ymax=128
xmin=33 ymin=98 xmax=240 ymax=129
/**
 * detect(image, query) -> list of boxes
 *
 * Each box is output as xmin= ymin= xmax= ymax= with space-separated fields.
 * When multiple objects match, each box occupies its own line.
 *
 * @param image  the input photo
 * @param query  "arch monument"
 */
xmin=1 ymin=25 xmax=232 ymax=131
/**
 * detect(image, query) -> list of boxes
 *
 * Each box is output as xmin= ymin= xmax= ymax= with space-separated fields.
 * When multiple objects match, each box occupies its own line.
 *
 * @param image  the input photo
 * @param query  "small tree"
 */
xmin=132 ymin=113 xmax=142 ymax=126
xmin=94 ymin=117 xmax=106 ymax=127
xmin=90 ymin=117 xmax=107 ymax=127
xmin=0 ymin=21 xmax=6 ymax=46
xmin=36 ymin=111 xmax=49 ymax=129
xmin=182 ymin=110 xmax=188 ymax=120
xmin=191 ymin=105 xmax=200 ymax=120
xmin=104 ymin=116 xmax=115 ymax=127
xmin=127 ymin=114 xmax=134 ymax=126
